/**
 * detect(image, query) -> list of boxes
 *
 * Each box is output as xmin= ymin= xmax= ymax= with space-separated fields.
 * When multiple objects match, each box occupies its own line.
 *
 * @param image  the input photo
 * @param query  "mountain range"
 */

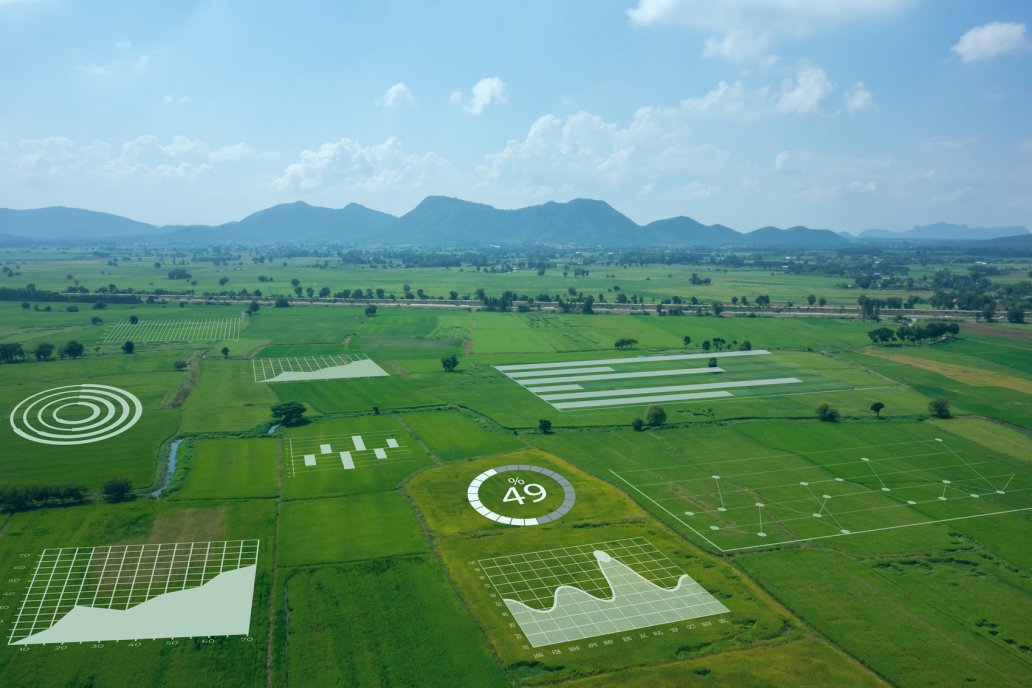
xmin=0 ymin=197 xmax=1027 ymax=248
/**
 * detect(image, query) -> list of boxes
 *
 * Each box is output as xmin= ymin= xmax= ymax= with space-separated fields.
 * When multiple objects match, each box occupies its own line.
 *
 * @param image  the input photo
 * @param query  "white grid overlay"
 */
xmin=7 ymin=539 xmax=259 ymax=645
xmin=612 ymin=438 xmax=1032 ymax=552
xmin=477 ymin=537 xmax=728 ymax=647
xmin=101 ymin=318 xmax=240 ymax=343
xmin=251 ymin=354 xmax=370 ymax=383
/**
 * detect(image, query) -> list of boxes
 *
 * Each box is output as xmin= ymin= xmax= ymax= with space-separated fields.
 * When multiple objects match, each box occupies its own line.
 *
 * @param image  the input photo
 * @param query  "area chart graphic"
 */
xmin=477 ymin=538 xmax=728 ymax=647
xmin=7 ymin=539 xmax=259 ymax=645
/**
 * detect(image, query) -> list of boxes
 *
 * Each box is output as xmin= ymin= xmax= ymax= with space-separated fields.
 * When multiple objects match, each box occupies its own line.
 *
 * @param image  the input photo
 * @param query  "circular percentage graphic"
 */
xmin=9 ymin=384 xmax=143 ymax=446
xmin=467 ymin=464 xmax=575 ymax=526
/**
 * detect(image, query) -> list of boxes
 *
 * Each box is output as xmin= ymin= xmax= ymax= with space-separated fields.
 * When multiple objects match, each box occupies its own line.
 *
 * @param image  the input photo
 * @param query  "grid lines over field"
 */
xmin=252 ymin=353 xmax=369 ymax=383
xmin=613 ymin=438 xmax=1032 ymax=552
xmin=101 ymin=318 xmax=240 ymax=343
xmin=7 ymin=539 xmax=259 ymax=645
xmin=477 ymin=538 xmax=728 ymax=647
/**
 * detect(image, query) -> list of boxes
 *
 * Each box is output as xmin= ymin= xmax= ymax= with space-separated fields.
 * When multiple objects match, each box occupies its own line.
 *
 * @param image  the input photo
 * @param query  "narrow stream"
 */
xmin=151 ymin=438 xmax=182 ymax=498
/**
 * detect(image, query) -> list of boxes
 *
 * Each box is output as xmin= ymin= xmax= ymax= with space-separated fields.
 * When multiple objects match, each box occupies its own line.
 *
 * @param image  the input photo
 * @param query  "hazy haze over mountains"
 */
xmin=1 ymin=197 xmax=1028 ymax=248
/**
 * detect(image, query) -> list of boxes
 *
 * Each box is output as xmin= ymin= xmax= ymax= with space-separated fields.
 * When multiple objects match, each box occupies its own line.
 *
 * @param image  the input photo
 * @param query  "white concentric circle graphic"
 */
xmin=9 ymin=384 xmax=143 ymax=445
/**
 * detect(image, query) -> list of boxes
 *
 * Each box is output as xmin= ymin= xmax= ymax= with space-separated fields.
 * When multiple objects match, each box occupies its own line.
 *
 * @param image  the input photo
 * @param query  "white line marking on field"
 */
xmin=554 ymin=391 xmax=733 ymax=409
xmin=519 ymin=367 xmax=724 ymax=386
xmin=340 ymin=451 xmax=355 ymax=470
xmin=526 ymin=384 xmax=584 ymax=393
xmin=352 ymin=435 xmax=366 ymax=451
xmin=541 ymin=377 xmax=802 ymax=401
xmin=495 ymin=350 xmax=770 ymax=371
xmin=508 ymin=367 xmax=615 ymax=378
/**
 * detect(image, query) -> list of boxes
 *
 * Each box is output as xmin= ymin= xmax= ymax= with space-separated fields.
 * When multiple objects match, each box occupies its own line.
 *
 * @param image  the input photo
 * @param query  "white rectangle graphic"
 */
xmin=352 ymin=435 xmax=366 ymax=451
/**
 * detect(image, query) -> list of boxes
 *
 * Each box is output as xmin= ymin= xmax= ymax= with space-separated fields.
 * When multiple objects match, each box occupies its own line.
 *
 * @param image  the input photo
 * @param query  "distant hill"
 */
xmin=0 ymin=206 xmax=159 ymax=240
xmin=746 ymin=225 xmax=848 ymax=248
xmin=0 ymin=198 xmax=1020 ymax=249
xmin=214 ymin=201 xmax=396 ymax=242
xmin=643 ymin=217 xmax=740 ymax=245
xmin=860 ymin=222 xmax=1030 ymax=241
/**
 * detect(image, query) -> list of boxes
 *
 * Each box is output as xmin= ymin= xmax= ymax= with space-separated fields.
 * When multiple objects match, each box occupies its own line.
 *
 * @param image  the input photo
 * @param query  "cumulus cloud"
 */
xmin=2 ymin=134 xmax=271 ymax=184
xmin=776 ymin=63 xmax=833 ymax=114
xmin=378 ymin=82 xmax=414 ymax=108
xmin=676 ymin=63 xmax=834 ymax=119
xmin=844 ymin=81 xmax=875 ymax=112
xmin=628 ymin=0 xmax=914 ymax=61
xmin=451 ymin=77 xmax=507 ymax=115
xmin=273 ymin=136 xmax=449 ymax=192
xmin=951 ymin=22 xmax=1030 ymax=62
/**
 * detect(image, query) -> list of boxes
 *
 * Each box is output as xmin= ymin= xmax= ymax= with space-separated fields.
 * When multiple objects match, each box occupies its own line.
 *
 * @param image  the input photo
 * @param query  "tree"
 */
xmin=274 ymin=297 xmax=290 ymax=308
xmin=441 ymin=354 xmax=459 ymax=372
xmin=271 ymin=401 xmax=307 ymax=426
xmin=683 ymin=335 xmax=691 ymax=348
xmin=870 ymin=401 xmax=885 ymax=418
xmin=739 ymin=340 xmax=752 ymax=351
xmin=91 ymin=316 xmax=104 ymax=325
xmin=103 ymin=476 xmax=134 ymax=502
xmin=632 ymin=418 xmax=645 ymax=432
xmin=20 ymin=301 xmax=30 ymax=309
xmin=816 ymin=403 xmax=840 ymax=422
xmin=614 ymin=337 xmax=638 ymax=349
xmin=219 ymin=277 xmax=230 ymax=286
xmin=129 ymin=315 xmax=139 ymax=325
xmin=61 ymin=340 xmax=85 ymax=359
xmin=644 ymin=405 xmax=667 ymax=427
xmin=818 ymin=296 xmax=827 ymax=307
xmin=33 ymin=342 xmax=55 ymax=361
xmin=708 ymin=357 xmax=718 ymax=368
xmin=248 ymin=301 xmax=261 ymax=314
xmin=928 ymin=398 xmax=951 ymax=419
xmin=221 ymin=346 xmax=230 ymax=359
xmin=1006 ymin=306 xmax=1026 ymax=324
xmin=174 ymin=360 xmax=188 ymax=371
xmin=807 ymin=294 xmax=817 ymax=306
xmin=365 ymin=305 xmax=378 ymax=317
xmin=538 ymin=419 xmax=552 ymax=434
xmin=701 ymin=340 xmax=711 ymax=351
xmin=319 ymin=286 xmax=331 ymax=298
xmin=121 ymin=340 xmax=135 ymax=354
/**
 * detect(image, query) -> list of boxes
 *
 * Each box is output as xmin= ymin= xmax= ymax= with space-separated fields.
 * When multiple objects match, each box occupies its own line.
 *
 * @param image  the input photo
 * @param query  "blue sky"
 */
xmin=1 ymin=0 xmax=1030 ymax=232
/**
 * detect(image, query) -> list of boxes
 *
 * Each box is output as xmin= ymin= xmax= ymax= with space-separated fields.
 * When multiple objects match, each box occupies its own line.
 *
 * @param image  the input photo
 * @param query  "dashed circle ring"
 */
xmin=467 ymin=464 xmax=575 ymax=526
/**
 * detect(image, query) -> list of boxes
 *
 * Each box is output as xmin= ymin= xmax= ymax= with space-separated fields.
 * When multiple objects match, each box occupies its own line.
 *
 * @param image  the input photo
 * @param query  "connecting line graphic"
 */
xmin=610 ymin=436 xmax=1031 ymax=552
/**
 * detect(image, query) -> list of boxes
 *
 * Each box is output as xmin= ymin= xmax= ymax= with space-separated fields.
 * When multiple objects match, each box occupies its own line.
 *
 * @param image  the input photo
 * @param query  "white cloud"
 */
xmin=274 ymin=136 xmax=449 ymax=192
xmin=844 ymin=81 xmax=875 ymax=112
xmin=76 ymin=54 xmax=151 ymax=77
xmin=1019 ymin=140 xmax=1032 ymax=153
xmin=929 ymin=186 xmax=973 ymax=203
xmin=1 ymin=134 xmax=272 ymax=185
xmin=161 ymin=95 xmax=191 ymax=105
xmin=673 ymin=63 xmax=837 ymax=119
xmin=776 ymin=63 xmax=833 ymax=114
xmin=378 ymin=82 xmax=414 ymax=108
xmin=451 ymin=77 xmax=507 ymax=115
xmin=952 ymin=22 xmax=1030 ymax=62
xmin=628 ymin=0 xmax=914 ymax=61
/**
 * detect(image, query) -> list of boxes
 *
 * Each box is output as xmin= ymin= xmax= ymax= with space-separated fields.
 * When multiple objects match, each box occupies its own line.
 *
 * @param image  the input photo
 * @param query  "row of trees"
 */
xmin=0 ymin=340 xmax=83 ymax=364
xmin=0 ymin=477 xmax=133 ymax=512
xmin=867 ymin=321 xmax=960 ymax=344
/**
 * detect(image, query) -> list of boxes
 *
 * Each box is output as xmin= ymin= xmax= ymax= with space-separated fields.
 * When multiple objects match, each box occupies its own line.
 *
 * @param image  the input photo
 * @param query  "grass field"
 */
xmin=1 ymin=254 xmax=1029 ymax=688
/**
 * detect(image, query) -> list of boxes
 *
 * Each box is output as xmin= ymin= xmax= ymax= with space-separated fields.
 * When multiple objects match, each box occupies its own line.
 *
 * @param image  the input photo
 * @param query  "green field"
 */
xmin=1 ymin=252 xmax=1030 ymax=688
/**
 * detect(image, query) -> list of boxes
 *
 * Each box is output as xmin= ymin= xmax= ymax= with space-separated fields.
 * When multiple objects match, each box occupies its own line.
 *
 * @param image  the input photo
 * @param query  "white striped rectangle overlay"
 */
xmin=553 ymin=391 xmax=733 ymax=410
xmin=521 ymin=367 xmax=723 ymax=386
xmin=540 ymin=377 xmax=802 ymax=401
xmin=495 ymin=350 xmax=769 ymax=372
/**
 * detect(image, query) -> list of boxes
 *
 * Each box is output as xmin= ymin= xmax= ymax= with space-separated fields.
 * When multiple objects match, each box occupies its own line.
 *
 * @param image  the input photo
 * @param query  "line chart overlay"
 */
xmin=7 ymin=539 xmax=259 ymax=645
xmin=477 ymin=538 xmax=728 ymax=647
